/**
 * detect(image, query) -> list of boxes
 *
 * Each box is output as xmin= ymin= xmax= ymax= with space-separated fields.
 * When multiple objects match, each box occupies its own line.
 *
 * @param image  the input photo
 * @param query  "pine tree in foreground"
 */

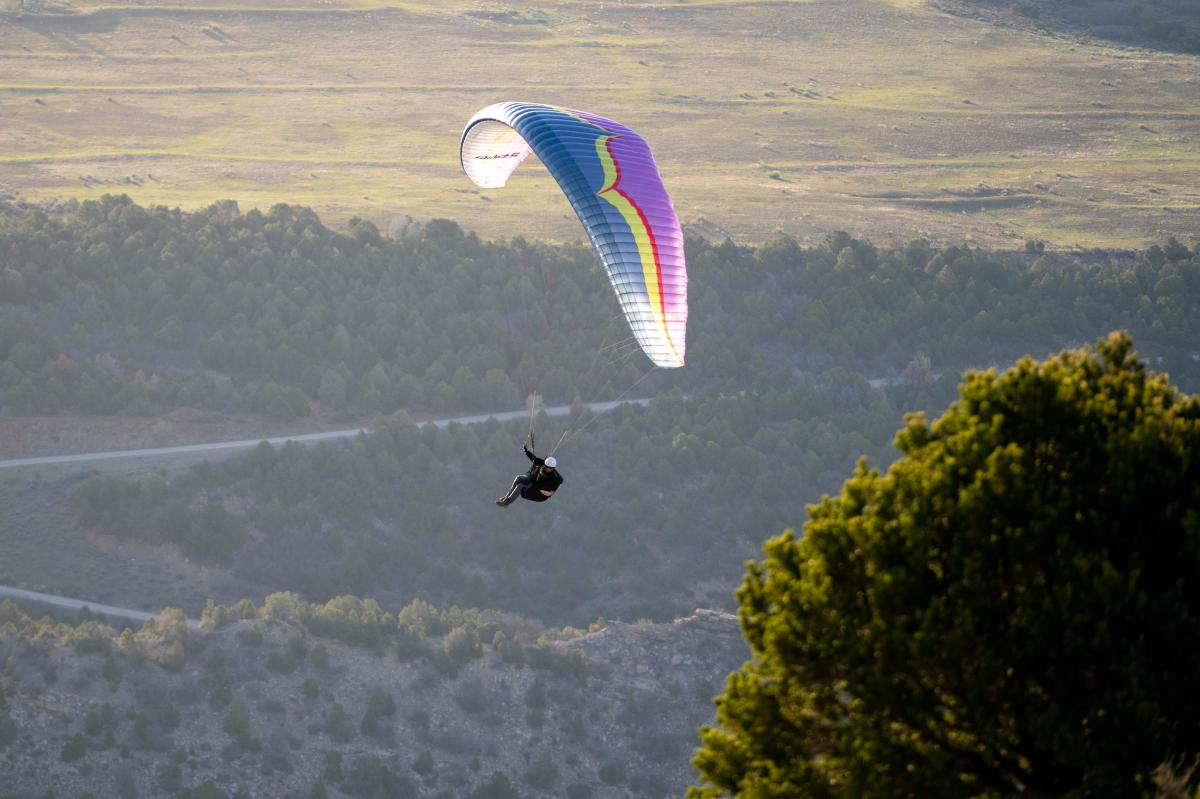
xmin=692 ymin=331 xmax=1200 ymax=798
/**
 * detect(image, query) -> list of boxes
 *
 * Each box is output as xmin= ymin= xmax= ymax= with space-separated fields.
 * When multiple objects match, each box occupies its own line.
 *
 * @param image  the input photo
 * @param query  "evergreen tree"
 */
xmin=693 ymin=332 xmax=1200 ymax=798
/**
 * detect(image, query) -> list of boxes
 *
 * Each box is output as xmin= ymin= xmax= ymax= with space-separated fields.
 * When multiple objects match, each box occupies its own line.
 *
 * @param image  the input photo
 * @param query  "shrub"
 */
xmin=325 ymin=703 xmax=355 ymax=743
xmin=360 ymin=686 xmax=397 ymax=742
xmin=102 ymin=656 xmax=122 ymax=687
xmin=0 ymin=710 xmax=17 ymax=749
xmin=394 ymin=627 xmax=425 ymax=661
xmin=598 ymin=760 xmax=625 ymax=785
xmin=237 ymin=626 xmax=263 ymax=647
xmin=524 ymin=678 xmax=547 ymax=709
xmin=428 ymin=726 xmax=476 ymax=755
xmin=442 ymin=625 xmax=482 ymax=667
xmin=181 ymin=781 xmax=228 ymax=799
xmin=342 ymin=754 xmax=416 ymax=799
xmin=68 ymin=622 xmax=112 ymax=654
xmin=158 ymin=641 xmax=185 ymax=672
xmin=84 ymin=704 xmax=115 ymax=736
xmin=523 ymin=751 xmax=559 ymax=790
xmin=323 ymin=749 xmax=343 ymax=782
xmin=527 ymin=644 xmax=586 ymax=678
xmin=266 ymin=647 xmax=298 ymax=675
xmin=261 ymin=747 xmax=293 ymax=776
xmin=61 ymin=733 xmax=87 ymax=762
xmin=113 ymin=764 xmax=138 ymax=799
xmin=412 ymin=750 xmax=435 ymax=776
xmin=455 ymin=676 xmax=488 ymax=715
xmin=224 ymin=701 xmax=255 ymax=747
xmin=468 ymin=771 xmax=519 ymax=799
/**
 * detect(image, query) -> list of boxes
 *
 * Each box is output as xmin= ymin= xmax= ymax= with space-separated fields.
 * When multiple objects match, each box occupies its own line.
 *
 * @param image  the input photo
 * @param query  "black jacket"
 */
xmin=522 ymin=446 xmax=564 ymax=502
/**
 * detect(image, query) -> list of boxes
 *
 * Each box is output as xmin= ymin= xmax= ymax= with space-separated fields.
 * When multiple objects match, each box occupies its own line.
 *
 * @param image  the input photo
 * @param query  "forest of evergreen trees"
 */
xmin=1 ymin=195 xmax=1197 ymax=420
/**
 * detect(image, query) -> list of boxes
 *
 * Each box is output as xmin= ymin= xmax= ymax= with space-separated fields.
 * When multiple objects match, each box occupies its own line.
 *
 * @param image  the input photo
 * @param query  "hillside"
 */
xmin=62 ymin=389 xmax=912 ymax=624
xmin=0 ymin=599 xmax=744 ymax=799
xmin=2 ymin=199 xmax=1198 ymax=623
xmin=0 ymin=0 xmax=1196 ymax=248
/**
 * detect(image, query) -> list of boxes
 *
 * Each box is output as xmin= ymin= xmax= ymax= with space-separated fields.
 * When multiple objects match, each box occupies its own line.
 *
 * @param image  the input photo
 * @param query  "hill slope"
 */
xmin=0 ymin=600 xmax=744 ymax=799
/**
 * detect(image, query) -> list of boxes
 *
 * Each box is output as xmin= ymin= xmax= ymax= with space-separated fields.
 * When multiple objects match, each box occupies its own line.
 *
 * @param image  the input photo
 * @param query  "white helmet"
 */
xmin=545 ymin=456 xmax=557 ymax=468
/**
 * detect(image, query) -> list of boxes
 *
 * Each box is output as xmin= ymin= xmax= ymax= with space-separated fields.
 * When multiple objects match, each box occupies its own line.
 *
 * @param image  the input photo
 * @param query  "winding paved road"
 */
xmin=0 ymin=397 xmax=650 ymax=471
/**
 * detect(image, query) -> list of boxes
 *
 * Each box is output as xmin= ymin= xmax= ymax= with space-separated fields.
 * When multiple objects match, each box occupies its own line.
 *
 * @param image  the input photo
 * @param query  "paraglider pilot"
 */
xmin=496 ymin=444 xmax=563 ymax=507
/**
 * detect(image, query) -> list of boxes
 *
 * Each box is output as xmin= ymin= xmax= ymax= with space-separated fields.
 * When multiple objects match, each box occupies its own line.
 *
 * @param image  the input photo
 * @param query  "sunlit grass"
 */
xmin=1 ymin=0 xmax=1196 ymax=247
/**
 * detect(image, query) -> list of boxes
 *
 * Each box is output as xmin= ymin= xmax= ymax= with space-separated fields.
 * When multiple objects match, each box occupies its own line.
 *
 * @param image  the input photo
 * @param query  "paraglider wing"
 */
xmin=460 ymin=102 xmax=687 ymax=368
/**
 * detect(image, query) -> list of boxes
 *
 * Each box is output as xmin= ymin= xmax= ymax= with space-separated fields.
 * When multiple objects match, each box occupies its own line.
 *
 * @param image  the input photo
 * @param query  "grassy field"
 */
xmin=0 ymin=0 xmax=1195 ymax=248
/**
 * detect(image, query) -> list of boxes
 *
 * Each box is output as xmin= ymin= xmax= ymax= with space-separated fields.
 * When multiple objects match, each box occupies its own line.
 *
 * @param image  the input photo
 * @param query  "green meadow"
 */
xmin=0 ymin=0 xmax=1196 ymax=247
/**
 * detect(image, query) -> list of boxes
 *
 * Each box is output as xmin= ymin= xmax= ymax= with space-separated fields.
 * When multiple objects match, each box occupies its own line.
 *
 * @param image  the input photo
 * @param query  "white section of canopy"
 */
xmin=460 ymin=116 xmax=532 ymax=189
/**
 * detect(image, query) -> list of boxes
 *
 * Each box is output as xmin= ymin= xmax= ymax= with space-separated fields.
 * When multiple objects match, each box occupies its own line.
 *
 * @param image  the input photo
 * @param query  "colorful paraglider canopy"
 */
xmin=460 ymin=102 xmax=687 ymax=369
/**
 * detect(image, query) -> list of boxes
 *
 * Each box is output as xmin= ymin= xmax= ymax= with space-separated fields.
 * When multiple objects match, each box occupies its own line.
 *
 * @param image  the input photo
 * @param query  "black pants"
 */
xmin=500 ymin=474 xmax=533 ymax=504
